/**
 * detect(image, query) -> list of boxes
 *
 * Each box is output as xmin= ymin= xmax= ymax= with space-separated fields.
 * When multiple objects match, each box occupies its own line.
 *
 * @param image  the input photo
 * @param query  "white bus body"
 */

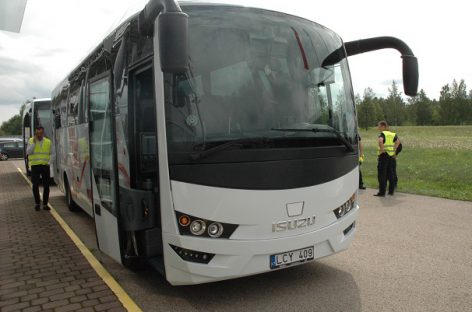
xmin=51 ymin=0 xmax=417 ymax=285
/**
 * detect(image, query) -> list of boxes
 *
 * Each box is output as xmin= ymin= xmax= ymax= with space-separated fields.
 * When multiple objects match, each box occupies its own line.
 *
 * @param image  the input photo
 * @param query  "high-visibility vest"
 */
xmin=28 ymin=137 xmax=52 ymax=166
xmin=378 ymin=131 xmax=396 ymax=156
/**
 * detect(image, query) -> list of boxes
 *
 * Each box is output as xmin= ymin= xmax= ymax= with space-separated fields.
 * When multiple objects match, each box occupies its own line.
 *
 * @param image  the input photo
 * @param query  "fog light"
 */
xmin=207 ymin=222 xmax=224 ymax=238
xmin=170 ymin=244 xmax=215 ymax=264
xmin=190 ymin=220 xmax=206 ymax=235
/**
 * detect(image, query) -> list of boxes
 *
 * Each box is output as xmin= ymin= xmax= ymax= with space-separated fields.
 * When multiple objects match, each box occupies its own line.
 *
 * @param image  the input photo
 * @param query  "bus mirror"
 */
xmin=402 ymin=55 xmax=419 ymax=96
xmin=158 ymin=12 xmax=188 ymax=73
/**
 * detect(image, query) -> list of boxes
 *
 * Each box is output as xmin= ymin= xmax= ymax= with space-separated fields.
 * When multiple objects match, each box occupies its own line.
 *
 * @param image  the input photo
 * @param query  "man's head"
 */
xmin=34 ymin=126 xmax=45 ymax=140
xmin=377 ymin=120 xmax=389 ymax=131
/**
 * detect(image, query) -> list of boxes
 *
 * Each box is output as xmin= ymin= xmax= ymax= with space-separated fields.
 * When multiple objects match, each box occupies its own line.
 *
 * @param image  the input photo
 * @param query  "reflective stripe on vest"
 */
xmin=378 ymin=131 xmax=396 ymax=156
xmin=28 ymin=137 xmax=52 ymax=166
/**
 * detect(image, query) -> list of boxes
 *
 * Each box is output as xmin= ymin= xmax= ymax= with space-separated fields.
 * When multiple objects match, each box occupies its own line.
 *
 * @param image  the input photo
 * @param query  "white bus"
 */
xmin=51 ymin=0 xmax=418 ymax=285
xmin=22 ymin=98 xmax=53 ymax=176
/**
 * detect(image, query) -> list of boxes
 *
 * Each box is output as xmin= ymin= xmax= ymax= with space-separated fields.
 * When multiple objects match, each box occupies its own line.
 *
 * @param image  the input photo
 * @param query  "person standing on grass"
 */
xmin=375 ymin=121 xmax=401 ymax=197
xmin=359 ymin=135 xmax=366 ymax=190
xmin=26 ymin=126 xmax=52 ymax=211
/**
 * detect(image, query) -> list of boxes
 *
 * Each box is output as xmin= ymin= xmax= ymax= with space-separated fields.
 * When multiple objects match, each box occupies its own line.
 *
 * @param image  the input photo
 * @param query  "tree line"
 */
xmin=356 ymin=79 xmax=472 ymax=129
xmin=2 ymin=79 xmax=472 ymax=135
xmin=0 ymin=103 xmax=26 ymax=136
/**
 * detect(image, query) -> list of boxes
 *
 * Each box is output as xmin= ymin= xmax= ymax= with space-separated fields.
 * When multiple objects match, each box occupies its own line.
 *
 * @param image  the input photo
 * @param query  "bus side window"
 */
xmin=68 ymin=90 xmax=79 ymax=126
xmin=53 ymin=110 xmax=61 ymax=129
xmin=78 ymin=85 xmax=85 ymax=124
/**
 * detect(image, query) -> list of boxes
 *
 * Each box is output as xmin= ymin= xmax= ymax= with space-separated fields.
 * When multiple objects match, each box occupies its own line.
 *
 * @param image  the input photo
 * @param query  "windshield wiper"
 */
xmin=190 ymin=137 xmax=273 ymax=160
xmin=271 ymin=127 xmax=354 ymax=152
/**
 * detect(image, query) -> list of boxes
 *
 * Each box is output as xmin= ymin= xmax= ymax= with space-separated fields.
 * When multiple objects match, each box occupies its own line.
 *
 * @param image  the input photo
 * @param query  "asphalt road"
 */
xmin=11 ymin=160 xmax=472 ymax=312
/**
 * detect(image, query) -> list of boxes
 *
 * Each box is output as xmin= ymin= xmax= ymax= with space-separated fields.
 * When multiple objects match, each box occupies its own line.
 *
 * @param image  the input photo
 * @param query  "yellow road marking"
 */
xmin=17 ymin=167 xmax=142 ymax=312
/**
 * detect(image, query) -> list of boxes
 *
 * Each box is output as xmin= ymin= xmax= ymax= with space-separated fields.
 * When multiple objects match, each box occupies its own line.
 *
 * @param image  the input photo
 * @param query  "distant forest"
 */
xmin=356 ymin=79 xmax=472 ymax=129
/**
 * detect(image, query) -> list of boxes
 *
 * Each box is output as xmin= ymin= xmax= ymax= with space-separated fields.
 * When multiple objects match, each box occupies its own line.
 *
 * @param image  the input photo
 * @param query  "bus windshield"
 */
xmin=165 ymin=7 xmax=357 ymax=159
xmin=34 ymin=101 xmax=52 ymax=139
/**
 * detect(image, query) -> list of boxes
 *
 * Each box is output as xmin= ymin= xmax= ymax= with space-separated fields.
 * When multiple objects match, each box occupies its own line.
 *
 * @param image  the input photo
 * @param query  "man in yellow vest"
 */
xmin=26 ymin=126 xmax=52 ymax=211
xmin=375 ymin=120 xmax=401 ymax=197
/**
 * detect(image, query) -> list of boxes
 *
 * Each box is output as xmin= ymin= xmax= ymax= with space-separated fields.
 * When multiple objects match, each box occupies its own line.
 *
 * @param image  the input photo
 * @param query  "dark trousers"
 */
xmin=377 ymin=154 xmax=395 ymax=195
xmin=31 ymin=165 xmax=50 ymax=205
xmin=359 ymin=164 xmax=364 ymax=188
xmin=391 ymin=157 xmax=398 ymax=187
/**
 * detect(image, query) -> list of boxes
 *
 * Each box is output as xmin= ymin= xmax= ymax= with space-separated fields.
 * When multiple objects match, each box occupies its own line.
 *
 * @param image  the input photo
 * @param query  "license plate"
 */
xmin=270 ymin=246 xmax=314 ymax=269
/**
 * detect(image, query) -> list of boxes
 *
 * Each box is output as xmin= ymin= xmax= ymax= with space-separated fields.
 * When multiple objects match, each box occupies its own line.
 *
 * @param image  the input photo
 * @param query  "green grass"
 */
xmin=359 ymin=126 xmax=472 ymax=201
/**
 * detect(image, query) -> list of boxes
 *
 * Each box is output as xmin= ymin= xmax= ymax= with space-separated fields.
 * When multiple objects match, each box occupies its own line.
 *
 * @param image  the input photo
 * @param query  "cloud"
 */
xmin=33 ymin=47 xmax=66 ymax=58
xmin=0 ymin=56 xmax=54 ymax=106
xmin=0 ymin=56 xmax=41 ymax=75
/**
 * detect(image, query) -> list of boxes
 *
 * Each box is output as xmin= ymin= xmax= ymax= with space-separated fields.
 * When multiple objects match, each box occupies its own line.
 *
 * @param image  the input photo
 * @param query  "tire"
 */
xmin=64 ymin=177 xmax=78 ymax=211
xmin=0 ymin=153 xmax=8 ymax=161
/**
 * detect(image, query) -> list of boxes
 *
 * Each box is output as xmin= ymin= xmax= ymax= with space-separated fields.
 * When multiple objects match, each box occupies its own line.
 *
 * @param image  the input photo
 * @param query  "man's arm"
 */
xmin=393 ymin=136 xmax=402 ymax=156
xmin=378 ymin=136 xmax=385 ymax=154
xmin=26 ymin=139 xmax=35 ymax=155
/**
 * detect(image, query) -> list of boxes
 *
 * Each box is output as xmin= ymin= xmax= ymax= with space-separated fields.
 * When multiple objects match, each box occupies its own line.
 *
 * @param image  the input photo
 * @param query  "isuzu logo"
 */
xmin=286 ymin=202 xmax=304 ymax=217
xmin=272 ymin=216 xmax=316 ymax=232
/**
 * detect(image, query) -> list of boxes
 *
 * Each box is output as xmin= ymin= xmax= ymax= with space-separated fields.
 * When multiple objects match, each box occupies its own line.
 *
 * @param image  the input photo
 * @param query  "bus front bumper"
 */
xmin=162 ymin=205 xmax=358 ymax=285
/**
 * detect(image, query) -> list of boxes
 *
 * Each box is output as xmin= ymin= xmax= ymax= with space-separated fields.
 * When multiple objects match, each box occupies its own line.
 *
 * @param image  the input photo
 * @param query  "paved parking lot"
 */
xmin=2 ymin=159 xmax=472 ymax=311
xmin=0 ymin=161 xmax=128 ymax=312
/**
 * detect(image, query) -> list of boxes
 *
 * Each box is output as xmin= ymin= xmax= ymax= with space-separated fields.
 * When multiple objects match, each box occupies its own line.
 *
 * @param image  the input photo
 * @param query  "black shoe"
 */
xmin=359 ymin=186 xmax=366 ymax=190
xmin=374 ymin=193 xmax=385 ymax=197
xmin=388 ymin=192 xmax=394 ymax=196
xmin=35 ymin=205 xmax=40 ymax=211
xmin=43 ymin=204 xmax=50 ymax=211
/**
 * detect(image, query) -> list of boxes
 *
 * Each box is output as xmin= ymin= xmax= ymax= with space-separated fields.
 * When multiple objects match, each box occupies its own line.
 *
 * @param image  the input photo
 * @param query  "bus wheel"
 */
xmin=64 ymin=177 xmax=78 ymax=211
xmin=0 ymin=153 xmax=8 ymax=161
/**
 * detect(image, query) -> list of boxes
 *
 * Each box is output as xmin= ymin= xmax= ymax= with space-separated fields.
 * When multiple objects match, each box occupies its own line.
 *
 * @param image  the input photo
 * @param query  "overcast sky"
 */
xmin=0 ymin=0 xmax=471 ymax=124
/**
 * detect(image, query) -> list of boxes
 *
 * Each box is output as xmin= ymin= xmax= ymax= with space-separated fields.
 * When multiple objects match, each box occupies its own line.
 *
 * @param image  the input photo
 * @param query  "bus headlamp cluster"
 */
xmin=176 ymin=211 xmax=238 ymax=239
xmin=334 ymin=193 xmax=356 ymax=219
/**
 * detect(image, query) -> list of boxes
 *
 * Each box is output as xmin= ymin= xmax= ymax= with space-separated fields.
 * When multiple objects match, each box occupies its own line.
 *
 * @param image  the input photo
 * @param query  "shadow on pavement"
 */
xmin=132 ymin=260 xmax=361 ymax=312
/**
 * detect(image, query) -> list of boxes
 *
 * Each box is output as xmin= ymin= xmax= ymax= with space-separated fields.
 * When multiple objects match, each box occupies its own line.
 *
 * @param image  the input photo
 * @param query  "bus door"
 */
xmin=88 ymin=75 xmax=122 ymax=263
xmin=118 ymin=64 xmax=161 ymax=261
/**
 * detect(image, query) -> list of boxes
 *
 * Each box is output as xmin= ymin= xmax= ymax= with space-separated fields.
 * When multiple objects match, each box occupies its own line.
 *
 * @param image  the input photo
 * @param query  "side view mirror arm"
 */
xmin=323 ymin=36 xmax=419 ymax=96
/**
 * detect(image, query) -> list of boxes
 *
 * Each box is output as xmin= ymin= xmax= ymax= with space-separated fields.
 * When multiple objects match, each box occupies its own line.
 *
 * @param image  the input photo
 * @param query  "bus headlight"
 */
xmin=334 ymin=193 xmax=356 ymax=219
xmin=175 ymin=211 xmax=238 ymax=239
xmin=190 ymin=220 xmax=206 ymax=236
xmin=208 ymin=222 xmax=224 ymax=238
